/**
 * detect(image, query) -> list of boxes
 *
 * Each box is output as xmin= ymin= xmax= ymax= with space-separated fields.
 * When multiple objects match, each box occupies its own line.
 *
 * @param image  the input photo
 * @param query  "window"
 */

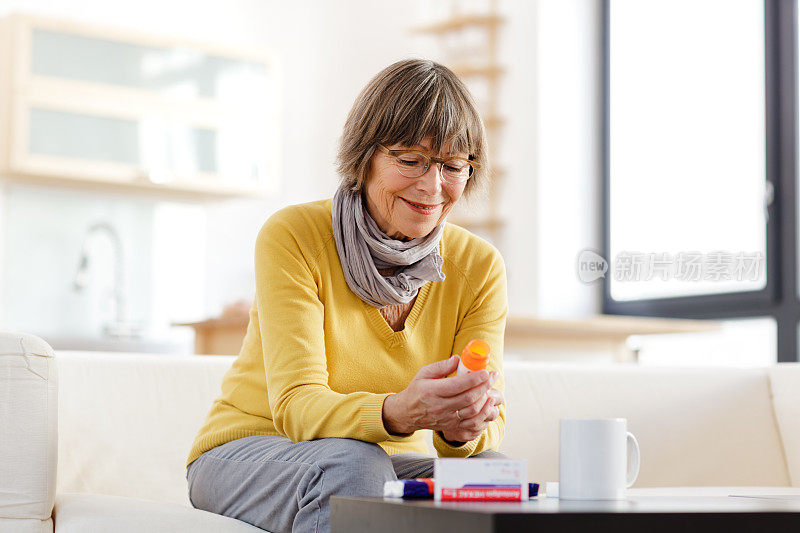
xmin=602 ymin=0 xmax=798 ymax=362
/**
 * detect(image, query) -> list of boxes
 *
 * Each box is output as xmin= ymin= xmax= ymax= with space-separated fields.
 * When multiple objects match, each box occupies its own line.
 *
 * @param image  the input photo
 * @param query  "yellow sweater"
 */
xmin=186 ymin=198 xmax=508 ymax=467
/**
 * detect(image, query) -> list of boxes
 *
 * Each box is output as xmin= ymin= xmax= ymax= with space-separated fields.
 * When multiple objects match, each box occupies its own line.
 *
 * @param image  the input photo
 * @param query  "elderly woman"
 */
xmin=185 ymin=59 xmax=508 ymax=533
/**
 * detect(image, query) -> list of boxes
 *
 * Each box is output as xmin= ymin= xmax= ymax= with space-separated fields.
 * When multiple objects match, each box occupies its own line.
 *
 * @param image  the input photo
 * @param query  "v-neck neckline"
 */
xmin=365 ymin=281 xmax=433 ymax=347
xmin=340 ymin=199 xmax=447 ymax=348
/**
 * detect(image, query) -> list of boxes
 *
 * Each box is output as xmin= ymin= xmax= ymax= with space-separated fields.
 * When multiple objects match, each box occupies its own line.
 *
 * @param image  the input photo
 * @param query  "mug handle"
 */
xmin=626 ymin=432 xmax=640 ymax=487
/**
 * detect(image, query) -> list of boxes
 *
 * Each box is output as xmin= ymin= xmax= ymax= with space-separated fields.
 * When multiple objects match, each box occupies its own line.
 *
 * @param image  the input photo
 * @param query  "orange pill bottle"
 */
xmin=457 ymin=339 xmax=490 ymax=376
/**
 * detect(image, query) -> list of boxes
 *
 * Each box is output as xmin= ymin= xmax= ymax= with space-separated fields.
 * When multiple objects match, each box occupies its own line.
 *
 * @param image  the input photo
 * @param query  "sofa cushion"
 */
xmin=0 ymin=332 xmax=57 ymax=525
xmin=53 ymin=493 xmax=264 ymax=533
xmin=500 ymin=362 xmax=791 ymax=487
xmin=56 ymin=351 xmax=234 ymax=506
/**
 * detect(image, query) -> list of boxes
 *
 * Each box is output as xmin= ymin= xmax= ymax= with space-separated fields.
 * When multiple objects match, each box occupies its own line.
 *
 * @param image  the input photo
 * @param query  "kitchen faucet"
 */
xmin=73 ymin=222 xmax=141 ymax=339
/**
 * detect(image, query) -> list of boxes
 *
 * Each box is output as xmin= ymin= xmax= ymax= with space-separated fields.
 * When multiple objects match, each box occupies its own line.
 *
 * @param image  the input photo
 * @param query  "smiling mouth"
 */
xmin=401 ymin=198 xmax=441 ymax=210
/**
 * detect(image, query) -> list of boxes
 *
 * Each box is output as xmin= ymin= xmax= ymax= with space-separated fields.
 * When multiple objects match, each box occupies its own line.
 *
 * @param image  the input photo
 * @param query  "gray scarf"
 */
xmin=331 ymin=186 xmax=446 ymax=308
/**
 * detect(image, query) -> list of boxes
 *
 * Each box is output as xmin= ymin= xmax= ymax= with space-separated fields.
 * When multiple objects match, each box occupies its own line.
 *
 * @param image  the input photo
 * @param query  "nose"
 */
xmin=416 ymin=161 xmax=444 ymax=195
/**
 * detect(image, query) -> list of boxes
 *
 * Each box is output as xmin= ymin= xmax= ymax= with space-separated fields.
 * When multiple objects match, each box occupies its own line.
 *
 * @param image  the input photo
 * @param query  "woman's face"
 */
xmin=363 ymin=136 xmax=467 ymax=241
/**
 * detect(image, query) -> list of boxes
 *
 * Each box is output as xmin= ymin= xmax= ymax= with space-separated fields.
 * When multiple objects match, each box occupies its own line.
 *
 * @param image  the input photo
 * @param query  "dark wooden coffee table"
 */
xmin=331 ymin=487 xmax=800 ymax=533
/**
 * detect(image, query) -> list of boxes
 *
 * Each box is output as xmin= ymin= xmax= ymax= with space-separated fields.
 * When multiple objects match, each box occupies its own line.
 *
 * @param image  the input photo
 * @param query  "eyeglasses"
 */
xmin=376 ymin=144 xmax=480 ymax=184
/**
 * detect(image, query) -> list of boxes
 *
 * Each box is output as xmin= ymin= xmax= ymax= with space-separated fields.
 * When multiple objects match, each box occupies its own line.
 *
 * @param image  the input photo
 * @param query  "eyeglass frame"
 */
xmin=375 ymin=144 xmax=481 ymax=183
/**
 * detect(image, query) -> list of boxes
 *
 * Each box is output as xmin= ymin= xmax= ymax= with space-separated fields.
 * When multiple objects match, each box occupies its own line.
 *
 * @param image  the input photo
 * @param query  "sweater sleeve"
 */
xmin=255 ymin=212 xmax=396 ymax=444
xmin=433 ymin=246 xmax=508 ymax=458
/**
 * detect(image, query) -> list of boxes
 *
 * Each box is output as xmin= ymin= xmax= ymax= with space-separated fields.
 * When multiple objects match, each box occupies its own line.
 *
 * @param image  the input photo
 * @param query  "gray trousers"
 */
xmin=186 ymin=435 xmax=506 ymax=533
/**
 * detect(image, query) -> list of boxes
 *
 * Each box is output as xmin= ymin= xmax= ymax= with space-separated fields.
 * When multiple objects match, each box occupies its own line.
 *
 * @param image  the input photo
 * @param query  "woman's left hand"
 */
xmin=440 ymin=386 xmax=504 ymax=445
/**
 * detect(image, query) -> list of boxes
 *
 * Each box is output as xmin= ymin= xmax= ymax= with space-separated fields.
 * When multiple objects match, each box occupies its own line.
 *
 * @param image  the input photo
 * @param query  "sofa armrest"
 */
xmin=0 ymin=332 xmax=57 ymax=526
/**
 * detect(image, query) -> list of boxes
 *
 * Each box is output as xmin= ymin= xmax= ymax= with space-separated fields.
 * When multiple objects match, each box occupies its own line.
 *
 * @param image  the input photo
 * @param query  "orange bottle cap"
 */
xmin=461 ymin=339 xmax=490 ymax=371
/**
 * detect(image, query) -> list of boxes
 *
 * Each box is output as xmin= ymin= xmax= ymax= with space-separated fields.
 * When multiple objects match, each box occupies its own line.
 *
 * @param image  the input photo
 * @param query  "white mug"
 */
xmin=559 ymin=418 xmax=640 ymax=500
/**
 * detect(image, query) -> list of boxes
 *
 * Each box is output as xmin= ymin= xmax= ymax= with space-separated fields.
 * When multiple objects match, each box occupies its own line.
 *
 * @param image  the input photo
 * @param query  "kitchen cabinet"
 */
xmin=0 ymin=14 xmax=281 ymax=197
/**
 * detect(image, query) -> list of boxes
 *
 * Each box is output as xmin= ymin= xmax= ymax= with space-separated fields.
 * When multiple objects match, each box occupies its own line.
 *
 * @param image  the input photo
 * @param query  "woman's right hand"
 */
xmin=382 ymin=355 xmax=498 ymax=436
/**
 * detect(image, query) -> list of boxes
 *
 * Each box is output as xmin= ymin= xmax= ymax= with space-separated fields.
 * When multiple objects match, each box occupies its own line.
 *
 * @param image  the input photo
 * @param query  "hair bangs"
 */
xmin=382 ymin=78 xmax=479 ymax=158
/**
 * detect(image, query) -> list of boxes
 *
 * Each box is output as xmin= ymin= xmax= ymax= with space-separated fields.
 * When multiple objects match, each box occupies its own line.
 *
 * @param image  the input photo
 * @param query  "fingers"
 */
xmin=445 ymin=380 xmax=491 ymax=414
xmin=444 ymin=399 xmax=497 ymax=442
xmin=487 ymin=388 xmax=504 ymax=407
xmin=440 ymin=372 xmax=500 ymax=413
xmin=406 ymin=363 xmax=503 ymax=434
xmin=433 ymin=369 xmax=498 ymax=398
xmin=453 ymin=388 xmax=491 ymax=420
xmin=415 ymin=355 xmax=460 ymax=380
xmin=462 ymin=397 xmax=498 ymax=430
xmin=481 ymin=398 xmax=500 ymax=423
xmin=454 ymin=392 xmax=501 ymax=427
xmin=473 ymin=390 xmax=501 ymax=423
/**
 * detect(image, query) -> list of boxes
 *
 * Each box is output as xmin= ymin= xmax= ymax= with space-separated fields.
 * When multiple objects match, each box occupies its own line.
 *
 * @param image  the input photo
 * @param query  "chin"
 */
xmin=401 ymin=224 xmax=437 ymax=240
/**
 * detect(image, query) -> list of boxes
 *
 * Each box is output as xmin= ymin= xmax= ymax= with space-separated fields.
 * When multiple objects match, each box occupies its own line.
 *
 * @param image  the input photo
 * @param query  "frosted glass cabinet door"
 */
xmin=31 ymin=28 xmax=271 ymax=102
xmin=28 ymin=107 xmax=219 ymax=177
xmin=13 ymin=19 xmax=278 ymax=190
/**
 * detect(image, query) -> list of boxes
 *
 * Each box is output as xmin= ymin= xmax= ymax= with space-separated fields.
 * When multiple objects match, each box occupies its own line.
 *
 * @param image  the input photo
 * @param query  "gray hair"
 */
xmin=336 ymin=59 xmax=490 ymax=204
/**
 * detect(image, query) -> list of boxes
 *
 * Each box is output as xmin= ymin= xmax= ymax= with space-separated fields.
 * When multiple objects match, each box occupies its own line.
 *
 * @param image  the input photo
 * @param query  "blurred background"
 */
xmin=0 ymin=0 xmax=789 ymax=366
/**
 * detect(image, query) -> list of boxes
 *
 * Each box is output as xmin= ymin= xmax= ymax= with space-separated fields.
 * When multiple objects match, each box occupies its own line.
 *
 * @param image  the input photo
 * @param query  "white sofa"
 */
xmin=3 ymin=331 xmax=800 ymax=532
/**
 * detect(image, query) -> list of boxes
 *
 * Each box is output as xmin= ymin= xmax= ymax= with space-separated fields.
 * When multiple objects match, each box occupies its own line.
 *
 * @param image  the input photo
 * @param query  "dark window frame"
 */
xmin=601 ymin=0 xmax=800 ymax=362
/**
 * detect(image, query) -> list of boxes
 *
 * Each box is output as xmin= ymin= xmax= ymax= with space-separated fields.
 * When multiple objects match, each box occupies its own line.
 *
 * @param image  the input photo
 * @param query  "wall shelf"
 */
xmin=449 ymin=64 xmax=504 ymax=79
xmin=410 ymin=14 xmax=503 ymax=35
xmin=411 ymin=2 xmax=506 ymax=247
